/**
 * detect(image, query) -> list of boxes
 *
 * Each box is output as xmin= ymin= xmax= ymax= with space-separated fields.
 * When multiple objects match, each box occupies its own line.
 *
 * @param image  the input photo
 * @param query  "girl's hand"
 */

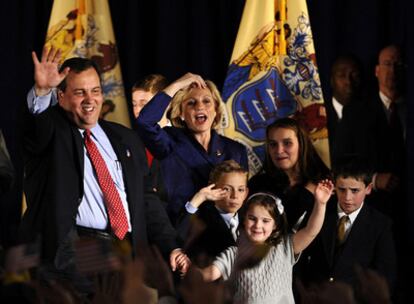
xmin=170 ymin=249 xmax=191 ymax=275
xmin=314 ymin=179 xmax=334 ymax=205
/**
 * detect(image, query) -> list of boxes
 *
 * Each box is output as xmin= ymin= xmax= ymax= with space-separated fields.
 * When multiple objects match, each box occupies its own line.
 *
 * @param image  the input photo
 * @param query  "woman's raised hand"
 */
xmin=163 ymin=73 xmax=206 ymax=97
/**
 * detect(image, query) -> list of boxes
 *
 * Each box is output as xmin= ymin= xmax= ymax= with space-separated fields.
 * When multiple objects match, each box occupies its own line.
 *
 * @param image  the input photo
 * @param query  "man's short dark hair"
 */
xmin=57 ymin=58 xmax=102 ymax=92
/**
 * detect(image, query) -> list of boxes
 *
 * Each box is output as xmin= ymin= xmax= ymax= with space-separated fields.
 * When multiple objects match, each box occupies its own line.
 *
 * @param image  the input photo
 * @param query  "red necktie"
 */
xmin=145 ymin=148 xmax=154 ymax=168
xmin=83 ymin=129 xmax=129 ymax=240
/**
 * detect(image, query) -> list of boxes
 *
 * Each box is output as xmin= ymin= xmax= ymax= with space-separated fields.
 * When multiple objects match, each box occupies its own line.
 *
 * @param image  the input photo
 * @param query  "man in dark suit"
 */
xmin=298 ymin=157 xmax=397 ymax=293
xmin=334 ymin=45 xmax=406 ymax=215
xmin=325 ymin=54 xmax=363 ymax=166
xmin=20 ymin=47 xmax=187 ymax=292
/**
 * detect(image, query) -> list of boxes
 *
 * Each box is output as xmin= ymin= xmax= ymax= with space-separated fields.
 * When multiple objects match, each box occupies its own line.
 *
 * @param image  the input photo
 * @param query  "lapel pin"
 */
xmin=126 ymin=149 xmax=131 ymax=158
xmin=216 ymin=150 xmax=222 ymax=157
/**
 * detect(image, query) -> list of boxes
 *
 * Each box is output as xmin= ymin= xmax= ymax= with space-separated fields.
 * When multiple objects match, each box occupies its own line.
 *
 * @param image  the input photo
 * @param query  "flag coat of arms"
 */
xmin=222 ymin=0 xmax=329 ymax=175
xmin=45 ymin=0 xmax=130 ymax=127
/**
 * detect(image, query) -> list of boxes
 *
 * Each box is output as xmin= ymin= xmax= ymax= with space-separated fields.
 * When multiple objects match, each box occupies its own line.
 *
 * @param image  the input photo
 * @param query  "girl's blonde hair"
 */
xmin=168 ymin=80 xmax=224 ymax=129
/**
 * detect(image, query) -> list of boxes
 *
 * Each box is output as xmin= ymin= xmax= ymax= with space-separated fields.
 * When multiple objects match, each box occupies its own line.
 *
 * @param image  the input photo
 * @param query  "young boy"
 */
xmin=176 ymin=160 xmax=249 ymax=267
xmin=131 ymin=74 xmax=169 ymax=203
xmin=298 ymin=156 xmax=397 ymax=292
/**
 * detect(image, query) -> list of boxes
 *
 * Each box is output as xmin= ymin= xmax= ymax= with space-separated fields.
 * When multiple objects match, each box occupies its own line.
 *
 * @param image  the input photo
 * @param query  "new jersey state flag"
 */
xmin=222 ymin=0 xmax=329 ymax=175
xmin=45 ymin=0 xmax=130 ymax=127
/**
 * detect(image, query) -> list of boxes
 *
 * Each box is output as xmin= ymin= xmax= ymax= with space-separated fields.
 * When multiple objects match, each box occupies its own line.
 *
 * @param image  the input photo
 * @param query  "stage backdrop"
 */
xmin=0 ymin=0 xmax=412 ymax=249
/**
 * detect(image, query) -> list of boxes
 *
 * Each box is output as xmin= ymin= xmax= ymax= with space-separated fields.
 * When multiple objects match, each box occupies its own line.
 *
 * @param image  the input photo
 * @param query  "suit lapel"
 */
xmin=211 ymin=206 xmax=235 ymax=242
xmin=175 ymin=129 xmax=223 ymax=183
xmin=208 ymin=131 xmax=226 ymax=164
xmin=201 ymin=203 xmax=235 ymax=244
xmin=321 ymin=210 xmax=338 ymax=269
xmin=71 ymin=126 xmax=85 ymax=195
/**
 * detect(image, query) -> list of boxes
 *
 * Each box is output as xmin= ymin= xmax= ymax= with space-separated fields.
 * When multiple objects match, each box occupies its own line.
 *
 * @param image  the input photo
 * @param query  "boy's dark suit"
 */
xmin=299 ymin=200 xmax=397 ymax=290
xmin=20 ymin=102 xmax=178 ymax=264
xmin=176 ymin=202 xmax=236 ymax=265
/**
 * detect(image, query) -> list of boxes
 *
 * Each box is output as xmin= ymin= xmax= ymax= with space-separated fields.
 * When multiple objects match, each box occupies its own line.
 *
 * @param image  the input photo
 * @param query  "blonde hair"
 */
xmin=168 ymin=80 xmax=224 ymax=129
xmin=208 ymin=160 xmax=248 ymax=184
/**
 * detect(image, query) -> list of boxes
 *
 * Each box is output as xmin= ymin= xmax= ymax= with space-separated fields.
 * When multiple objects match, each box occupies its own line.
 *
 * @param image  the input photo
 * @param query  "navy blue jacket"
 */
xmin=136 ymin=92 xmax=248 ymax=220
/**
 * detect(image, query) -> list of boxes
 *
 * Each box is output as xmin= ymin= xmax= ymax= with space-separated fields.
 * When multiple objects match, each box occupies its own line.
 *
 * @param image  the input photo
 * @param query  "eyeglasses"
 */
xmin=379 ymin=61 xmax=406 ymax=69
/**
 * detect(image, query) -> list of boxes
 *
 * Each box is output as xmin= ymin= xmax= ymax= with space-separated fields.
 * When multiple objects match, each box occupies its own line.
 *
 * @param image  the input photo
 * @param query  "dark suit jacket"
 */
xmin=299 ymin=200 xmax=397 ymax=290
xmin=325 ymin=97 xmax=340 ymax=162
xmin=20 ymin=101 xmax=178 ymax=262
xmin=143 ymin=151 xmax=168 ymax=207
xmin=335 ymin=93 xmax=405 ymax=175
xmin=136 ymin=92 xmax=248 ymax=221
xmin=334 ymin=93 xmax=406 ymax=215
xmin=176 ymin=202 xmax=236 ymax=266
xmin=0 ymin=129 xmax=14 ymax=194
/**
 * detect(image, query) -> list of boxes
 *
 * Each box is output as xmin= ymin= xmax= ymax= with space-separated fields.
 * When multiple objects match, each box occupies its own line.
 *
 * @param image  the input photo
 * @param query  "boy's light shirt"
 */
xmin=185 ymin=202 xmax=239 ymax=230
xmin=215 ymin=206 xmax=239 ymax=230
xmin=185 ymin=201 xmax=198 ymax=214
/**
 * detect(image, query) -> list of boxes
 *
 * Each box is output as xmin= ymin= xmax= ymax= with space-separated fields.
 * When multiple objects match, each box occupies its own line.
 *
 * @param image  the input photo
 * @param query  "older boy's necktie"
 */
xmin=337 ymin=215 xmax=349 ymax=244
xmin=83 ymin=129 xmax=129 ymax=240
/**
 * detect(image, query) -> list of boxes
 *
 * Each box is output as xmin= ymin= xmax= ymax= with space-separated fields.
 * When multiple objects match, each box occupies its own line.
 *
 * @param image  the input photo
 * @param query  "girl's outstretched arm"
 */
xmin=293 ymin=179 xmax=334 ymax=254
xmin=199 ymin=264 xmax=222 ymax=282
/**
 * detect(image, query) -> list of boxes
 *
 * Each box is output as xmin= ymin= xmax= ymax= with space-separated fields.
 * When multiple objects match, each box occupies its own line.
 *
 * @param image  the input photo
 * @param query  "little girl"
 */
xmin=199 ymin=180 xmax=334 ymax=304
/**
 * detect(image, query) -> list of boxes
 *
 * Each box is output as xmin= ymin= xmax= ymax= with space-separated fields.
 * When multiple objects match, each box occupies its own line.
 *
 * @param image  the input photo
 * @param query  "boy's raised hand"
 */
xmin=190 ymin=184 xmax=227 ymax=208
xmin=314 ymin=179 xmax=334 ymax=205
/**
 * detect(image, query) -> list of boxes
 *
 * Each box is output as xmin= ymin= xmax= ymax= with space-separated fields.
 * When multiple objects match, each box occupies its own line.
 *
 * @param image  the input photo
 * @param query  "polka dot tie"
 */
xmin=84 ymin=129 xmax=129 ymax=240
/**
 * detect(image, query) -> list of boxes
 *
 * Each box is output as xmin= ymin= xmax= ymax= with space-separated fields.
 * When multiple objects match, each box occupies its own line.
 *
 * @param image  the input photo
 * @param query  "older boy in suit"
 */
xmin=299 ymin=156 xmax=397 ymax=292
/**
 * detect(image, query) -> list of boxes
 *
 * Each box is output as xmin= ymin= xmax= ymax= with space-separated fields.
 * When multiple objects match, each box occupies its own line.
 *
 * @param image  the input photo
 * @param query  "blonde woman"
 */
xmin=136 ymin=73 xmax=248 ymax=222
